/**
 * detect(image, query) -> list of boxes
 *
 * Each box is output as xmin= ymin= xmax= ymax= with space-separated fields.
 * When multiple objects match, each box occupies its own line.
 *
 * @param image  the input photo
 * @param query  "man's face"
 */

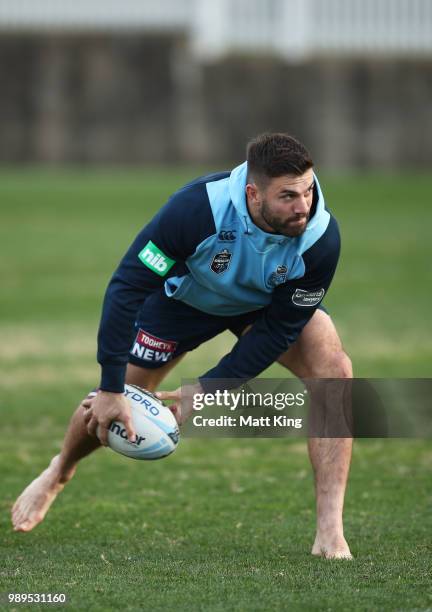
xmin=247 ymin=169 xmax=315 ymax=237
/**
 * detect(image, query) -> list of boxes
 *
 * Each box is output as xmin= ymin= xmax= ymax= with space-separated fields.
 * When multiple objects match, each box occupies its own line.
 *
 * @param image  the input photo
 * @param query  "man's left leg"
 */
xmin=277 ymin=309 xmax=353 ymax=559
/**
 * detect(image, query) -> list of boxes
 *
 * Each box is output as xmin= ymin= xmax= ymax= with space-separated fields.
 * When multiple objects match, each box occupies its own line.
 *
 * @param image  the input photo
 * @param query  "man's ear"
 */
xmin=246 ymin=182 xmax=260 ymax=204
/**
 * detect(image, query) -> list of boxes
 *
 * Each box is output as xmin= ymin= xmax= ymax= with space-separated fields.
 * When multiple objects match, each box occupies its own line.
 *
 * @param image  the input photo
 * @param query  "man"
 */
xmin=12 ymin=133 xmax=353 ymax=559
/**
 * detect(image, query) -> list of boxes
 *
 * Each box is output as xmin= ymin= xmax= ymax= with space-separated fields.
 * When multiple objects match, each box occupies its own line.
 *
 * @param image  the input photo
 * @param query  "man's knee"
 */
xmin=303 ymin=349 xmax=352 ymax=379
xmin=326 ymin=350 xmax=353 ymax=379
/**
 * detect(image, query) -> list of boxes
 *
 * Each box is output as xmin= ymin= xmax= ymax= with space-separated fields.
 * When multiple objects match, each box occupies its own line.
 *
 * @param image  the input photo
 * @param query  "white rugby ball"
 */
xmin=101 ymin=384 xmax=180 ymax=460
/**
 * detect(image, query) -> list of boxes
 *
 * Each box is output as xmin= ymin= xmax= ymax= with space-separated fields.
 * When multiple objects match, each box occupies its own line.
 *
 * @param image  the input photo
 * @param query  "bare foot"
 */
xmin=312 ymin=533 xmax=353 ymax=559
xmin=11 ymin=455 xmax=75 ymax=532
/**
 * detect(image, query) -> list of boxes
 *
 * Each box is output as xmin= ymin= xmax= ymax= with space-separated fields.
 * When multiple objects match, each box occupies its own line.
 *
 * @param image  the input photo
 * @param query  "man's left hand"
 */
xmin=156 ymin=383 xmax=202 ymax=425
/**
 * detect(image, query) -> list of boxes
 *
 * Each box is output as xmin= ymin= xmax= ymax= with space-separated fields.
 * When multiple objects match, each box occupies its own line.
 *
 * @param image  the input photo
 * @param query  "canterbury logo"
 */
xmin=218 ymin=230 xmax=236 ymax=242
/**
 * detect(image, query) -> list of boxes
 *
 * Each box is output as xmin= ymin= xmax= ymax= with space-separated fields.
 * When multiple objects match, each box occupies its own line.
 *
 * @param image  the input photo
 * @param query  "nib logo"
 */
xmin=138 ymin=241 xmax=175 ymax=276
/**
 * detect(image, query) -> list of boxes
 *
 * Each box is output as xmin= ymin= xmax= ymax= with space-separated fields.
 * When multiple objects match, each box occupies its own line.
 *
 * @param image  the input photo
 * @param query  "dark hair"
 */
xmin=246 ymin=132 xmax=313 ymax=186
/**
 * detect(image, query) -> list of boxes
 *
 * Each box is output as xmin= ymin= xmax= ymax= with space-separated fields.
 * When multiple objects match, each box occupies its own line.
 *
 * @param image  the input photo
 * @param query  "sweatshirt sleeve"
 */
xmin=200 ymin=215 xmax=341 ymax=389
xmin=97 ymin=182 xmax=215 ymax=392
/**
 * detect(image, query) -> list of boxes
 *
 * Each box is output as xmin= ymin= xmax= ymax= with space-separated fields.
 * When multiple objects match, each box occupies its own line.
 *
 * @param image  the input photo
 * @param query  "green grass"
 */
xmin=1 ymin=169 xmax=431 ymax=611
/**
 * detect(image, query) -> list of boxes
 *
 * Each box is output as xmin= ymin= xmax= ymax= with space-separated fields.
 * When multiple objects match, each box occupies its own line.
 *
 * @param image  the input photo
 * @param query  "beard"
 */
xmin=260 ymin=200 xmax=309 ymax=237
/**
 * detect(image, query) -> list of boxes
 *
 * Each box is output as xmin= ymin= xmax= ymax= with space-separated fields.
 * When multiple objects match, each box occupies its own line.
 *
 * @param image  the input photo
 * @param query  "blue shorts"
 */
xmin=128 ymin=289 xmax=327 ymax=370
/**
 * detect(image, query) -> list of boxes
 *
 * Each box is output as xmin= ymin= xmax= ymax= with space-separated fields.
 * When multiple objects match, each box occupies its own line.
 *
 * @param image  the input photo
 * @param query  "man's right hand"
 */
xmin=86 ymin=390 xmax=136 ymax=446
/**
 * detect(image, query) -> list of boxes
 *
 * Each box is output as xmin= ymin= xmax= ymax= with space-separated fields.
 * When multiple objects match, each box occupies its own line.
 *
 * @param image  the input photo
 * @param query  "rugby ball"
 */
xmin=102 ymin=384 xmax=180 ymax=460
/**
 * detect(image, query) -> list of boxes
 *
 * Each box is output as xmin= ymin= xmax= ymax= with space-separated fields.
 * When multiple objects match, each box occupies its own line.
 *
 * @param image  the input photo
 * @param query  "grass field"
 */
xmin=0 ymin=169 xmax=431 ymax=611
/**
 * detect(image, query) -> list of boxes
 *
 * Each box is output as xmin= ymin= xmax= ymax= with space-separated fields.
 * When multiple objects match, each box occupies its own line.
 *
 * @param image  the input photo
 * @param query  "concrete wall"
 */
xmin=0 ymin=34 xmax=430 ymax=169
xmin=0 ymin=35 xmax=181 ymax=163
xmin=203 ymin=56 xmax=432 ymax=169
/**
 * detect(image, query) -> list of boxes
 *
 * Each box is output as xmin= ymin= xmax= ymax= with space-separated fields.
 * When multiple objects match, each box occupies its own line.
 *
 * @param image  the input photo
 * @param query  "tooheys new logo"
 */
xmin=131 ymin=329 xmax=178 ymax=362
xmin=138 ymin=241 xmax=175 ymax=276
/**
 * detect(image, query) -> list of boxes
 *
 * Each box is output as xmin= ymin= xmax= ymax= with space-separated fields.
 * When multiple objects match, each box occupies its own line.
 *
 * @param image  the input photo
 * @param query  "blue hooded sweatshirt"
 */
xmin=97 ymin=162 xmax=340 ymax=392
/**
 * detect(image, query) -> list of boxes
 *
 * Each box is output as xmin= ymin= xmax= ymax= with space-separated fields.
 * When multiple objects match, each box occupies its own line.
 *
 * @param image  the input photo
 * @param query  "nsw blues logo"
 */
xmin=210 ymin=249 xmax=232 ymax=274
xmin=268 ymin=264 xmax=288 ymax=287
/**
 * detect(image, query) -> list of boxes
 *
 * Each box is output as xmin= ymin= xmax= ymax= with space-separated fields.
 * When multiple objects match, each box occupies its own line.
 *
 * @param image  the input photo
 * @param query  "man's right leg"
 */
xmin=11 ymin=356 xmax=184 ymax=532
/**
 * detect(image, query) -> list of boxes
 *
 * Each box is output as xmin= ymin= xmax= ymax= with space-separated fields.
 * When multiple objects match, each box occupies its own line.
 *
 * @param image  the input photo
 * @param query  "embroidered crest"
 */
xmin=210 ymin=249 xmax=232 ymax=274
xmin=268 ymin=264 xmax=288 ymax=287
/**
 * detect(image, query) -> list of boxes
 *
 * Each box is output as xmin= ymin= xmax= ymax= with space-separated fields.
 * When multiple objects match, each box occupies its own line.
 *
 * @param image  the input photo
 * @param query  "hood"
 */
xmin=228 ymin=161 xmax=329 ymax=251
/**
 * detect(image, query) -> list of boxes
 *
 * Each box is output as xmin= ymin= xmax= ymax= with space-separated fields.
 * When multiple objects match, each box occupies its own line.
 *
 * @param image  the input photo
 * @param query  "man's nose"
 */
xmin=293 ymin=196 xmax=309 ymax=214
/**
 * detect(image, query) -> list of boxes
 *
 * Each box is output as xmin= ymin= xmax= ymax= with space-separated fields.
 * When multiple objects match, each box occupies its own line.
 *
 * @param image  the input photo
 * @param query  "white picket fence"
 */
xmin=0 ymin=0 xmax=431 ymax=58
xmin=0 ymin=0 xmax=193 ymax=30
